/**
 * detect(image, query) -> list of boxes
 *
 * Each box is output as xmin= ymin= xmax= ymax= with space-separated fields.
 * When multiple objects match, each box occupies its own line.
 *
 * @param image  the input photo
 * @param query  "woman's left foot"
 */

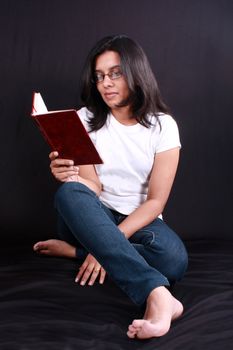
xmin=33 ymin=239 xmax=76 ymax=258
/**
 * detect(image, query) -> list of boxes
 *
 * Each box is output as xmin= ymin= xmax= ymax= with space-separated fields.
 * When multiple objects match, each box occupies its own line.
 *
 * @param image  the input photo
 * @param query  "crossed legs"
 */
xmin=33 ymin=182 xmax=187 ymax=339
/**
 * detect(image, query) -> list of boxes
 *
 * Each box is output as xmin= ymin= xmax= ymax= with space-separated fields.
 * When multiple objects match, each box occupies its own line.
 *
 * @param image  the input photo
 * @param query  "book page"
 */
xmin=31 ymin=92 xmax=48 ymax=115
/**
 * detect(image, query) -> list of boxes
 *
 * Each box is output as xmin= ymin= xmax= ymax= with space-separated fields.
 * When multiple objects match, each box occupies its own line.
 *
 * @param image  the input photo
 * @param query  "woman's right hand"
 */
xmin=49 ymin=151 xmax=79 ymax=182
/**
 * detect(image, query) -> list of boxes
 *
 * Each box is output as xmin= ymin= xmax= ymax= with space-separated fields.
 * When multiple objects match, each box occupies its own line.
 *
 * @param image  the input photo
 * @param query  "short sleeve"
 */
xmin=153 ymin=114 xmax=181 ymax=153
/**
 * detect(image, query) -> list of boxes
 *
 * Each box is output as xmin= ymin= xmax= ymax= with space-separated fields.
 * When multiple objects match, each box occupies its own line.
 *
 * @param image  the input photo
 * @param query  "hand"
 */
xmin=75 ymin=253 xmax=106 ymax=286
xmin=49 ymin=151 xmax=79 ymax=182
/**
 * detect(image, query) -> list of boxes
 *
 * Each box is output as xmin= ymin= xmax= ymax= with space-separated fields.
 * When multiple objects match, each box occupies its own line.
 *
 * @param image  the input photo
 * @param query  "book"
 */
xmin=31 ymin=92 xmax=103 ymax=165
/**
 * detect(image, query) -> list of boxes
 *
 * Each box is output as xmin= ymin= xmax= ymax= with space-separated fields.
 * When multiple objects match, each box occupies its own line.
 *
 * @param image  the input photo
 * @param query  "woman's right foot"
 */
xmin=33 ymin=239 xmax=76 ymax=258
xmin=127 ymin=286 xmax=183 ymax=339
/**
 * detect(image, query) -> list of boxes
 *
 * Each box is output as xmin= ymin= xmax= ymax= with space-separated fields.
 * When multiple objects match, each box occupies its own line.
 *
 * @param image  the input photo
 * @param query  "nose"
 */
xmin=102 ymin=74 xmax=114 ymax=87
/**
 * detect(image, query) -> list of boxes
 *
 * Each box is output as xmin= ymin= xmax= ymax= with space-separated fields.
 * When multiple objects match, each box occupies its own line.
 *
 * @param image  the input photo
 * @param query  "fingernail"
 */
xmin=75 ymin=277 xmax=79 ymax=283
xmin=80 ymin=281 xmax=85 ymax=286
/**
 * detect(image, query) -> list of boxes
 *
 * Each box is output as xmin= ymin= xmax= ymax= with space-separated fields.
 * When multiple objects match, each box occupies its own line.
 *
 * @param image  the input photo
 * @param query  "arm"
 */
xmin=49 ymin=151 xmax=102 ymax=195
xmin=78 ymin=164 xmax=102 ymax=195
xmin=49 ymin=151 xmax=105 ymax=285
xmin=118 ymin=147 xmax=180 ymax=239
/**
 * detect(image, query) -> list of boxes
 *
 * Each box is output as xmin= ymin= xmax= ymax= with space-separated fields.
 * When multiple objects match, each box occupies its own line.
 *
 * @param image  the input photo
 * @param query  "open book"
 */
xmin=31 ymin=92 xmax=103 ymax=165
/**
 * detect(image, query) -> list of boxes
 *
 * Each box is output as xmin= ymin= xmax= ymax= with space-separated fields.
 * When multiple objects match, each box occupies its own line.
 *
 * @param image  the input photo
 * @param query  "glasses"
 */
xmin=93 ymin=68 xmax=123 ymax=83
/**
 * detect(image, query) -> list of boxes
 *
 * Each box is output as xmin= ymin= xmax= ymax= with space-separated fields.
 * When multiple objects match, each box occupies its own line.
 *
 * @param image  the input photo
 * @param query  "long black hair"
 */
xmin=80 ymin=35 xmax=170 ymax=131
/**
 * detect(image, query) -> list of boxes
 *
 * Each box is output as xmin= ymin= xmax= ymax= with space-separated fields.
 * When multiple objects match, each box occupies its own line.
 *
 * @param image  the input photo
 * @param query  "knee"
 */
xmin=54 ymin=182 xmax=77 ymax=204
xmin=54 ymin=182 xmax=97 ymax=210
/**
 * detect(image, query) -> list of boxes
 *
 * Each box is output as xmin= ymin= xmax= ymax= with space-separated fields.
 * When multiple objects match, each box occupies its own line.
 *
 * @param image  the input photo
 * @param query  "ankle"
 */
xmin=148 ymin=286 xmax=168 ymax=301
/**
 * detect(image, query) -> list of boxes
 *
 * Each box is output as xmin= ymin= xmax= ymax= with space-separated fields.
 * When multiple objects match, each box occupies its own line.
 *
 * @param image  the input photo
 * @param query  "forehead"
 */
xmin=95 ymin=51 xmax=120 ymax=71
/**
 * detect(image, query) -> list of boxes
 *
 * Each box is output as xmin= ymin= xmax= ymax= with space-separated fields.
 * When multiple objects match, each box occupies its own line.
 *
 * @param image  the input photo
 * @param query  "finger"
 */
xmin=88 ymin=267 xmax=101 ymax=286
xmin=99 ymin=268 xmax=106 ymax=284
xmin=60 ymin=176 xmax=78 ymax=182
xmin=53 ymin=168 xmax=79 ymax=181
xmin=49 ymin=151 xmax=59 ymax=160
xmin=65 ymin=176 xmax=79 ymax=182
xmin=52 ymin=170 xmax=78 ymax=179
xmin=80 ymin=264 xmax=95 ymax=285
xmin=53 ymin=173 xmax=78 ymax=183
xmin=51 ymin=158 xmax=74 ymax=167
xmin=75 ymin=262 xmax=88 ymax=282
xmin=52 ymin=166 xmax=78 ymax=174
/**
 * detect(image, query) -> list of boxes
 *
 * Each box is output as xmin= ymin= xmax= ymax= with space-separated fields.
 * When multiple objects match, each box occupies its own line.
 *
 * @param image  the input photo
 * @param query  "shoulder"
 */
xmin=149 ymin=113 xmax=180 ymax=137
xmin=149 ymin=113 xmax=181 ymax=153
xmin=149 ymin=113 xmax=179 ymax=131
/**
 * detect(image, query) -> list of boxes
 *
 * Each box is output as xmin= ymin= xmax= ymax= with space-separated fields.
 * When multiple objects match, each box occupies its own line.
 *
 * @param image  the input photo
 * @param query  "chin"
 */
xmin=104 ymin=101 xmax=118 ymax=109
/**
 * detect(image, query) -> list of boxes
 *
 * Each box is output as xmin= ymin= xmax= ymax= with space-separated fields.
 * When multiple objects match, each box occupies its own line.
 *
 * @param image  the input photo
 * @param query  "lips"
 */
xmin=104 ymin=92 xmax=118 ymax=99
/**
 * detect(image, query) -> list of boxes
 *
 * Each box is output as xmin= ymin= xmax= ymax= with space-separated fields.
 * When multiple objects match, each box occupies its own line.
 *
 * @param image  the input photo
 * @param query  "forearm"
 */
xmin=118 ymin=199 xmax=164 ymax=239
xmin=118 ymin=148 xmax=180 ymax=239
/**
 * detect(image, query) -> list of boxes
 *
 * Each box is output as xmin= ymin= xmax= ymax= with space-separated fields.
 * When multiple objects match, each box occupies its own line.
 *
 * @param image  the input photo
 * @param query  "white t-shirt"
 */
xmin=78 ymin=107 xmax=181 ymax=215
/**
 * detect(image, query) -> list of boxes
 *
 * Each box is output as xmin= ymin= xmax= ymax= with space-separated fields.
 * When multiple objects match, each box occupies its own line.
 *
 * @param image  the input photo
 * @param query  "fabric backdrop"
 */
xmin=0 ymin=0 xmax=232 ymax=242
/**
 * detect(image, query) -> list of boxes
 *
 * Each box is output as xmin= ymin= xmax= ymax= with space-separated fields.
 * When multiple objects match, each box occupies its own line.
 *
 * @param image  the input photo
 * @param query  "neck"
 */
xmin=110 ymin=106 xmax=137 ymax=126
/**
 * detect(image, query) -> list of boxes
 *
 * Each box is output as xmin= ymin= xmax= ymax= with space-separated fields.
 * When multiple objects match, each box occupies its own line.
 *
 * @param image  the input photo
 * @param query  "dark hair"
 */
xmin=80 ymin=34 xmax=170 ymax=131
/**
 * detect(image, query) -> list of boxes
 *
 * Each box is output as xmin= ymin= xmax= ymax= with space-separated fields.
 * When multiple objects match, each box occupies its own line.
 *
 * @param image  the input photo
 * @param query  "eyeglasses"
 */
xmin=93 ymin=69 xmax=123 ymax=83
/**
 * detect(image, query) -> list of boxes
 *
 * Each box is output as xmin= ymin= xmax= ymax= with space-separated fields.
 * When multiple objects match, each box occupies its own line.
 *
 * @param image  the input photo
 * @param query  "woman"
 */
xmin=33 ymin=35 xmax=188 ymax=339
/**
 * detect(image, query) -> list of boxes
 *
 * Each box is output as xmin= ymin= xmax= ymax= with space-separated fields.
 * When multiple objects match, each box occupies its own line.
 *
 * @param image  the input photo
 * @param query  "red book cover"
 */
xmin=31 ymin=92 xmax=103 ymax=165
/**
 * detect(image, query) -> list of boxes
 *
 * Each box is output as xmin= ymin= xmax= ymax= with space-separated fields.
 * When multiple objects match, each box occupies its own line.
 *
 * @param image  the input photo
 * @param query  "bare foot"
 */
xmin=127 ymin=286 xmax=183 ymax=339
xmin=33 ymin=239 xmax=76 ymax=258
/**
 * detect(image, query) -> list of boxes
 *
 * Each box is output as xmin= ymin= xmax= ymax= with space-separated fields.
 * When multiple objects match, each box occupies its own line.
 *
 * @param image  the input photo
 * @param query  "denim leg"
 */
xmin=54 ymin=182 xmax=169 ymax=306
xmin=110 ymin=213 xmax=188 ymax=283
xmin=56 ymin=213 xmax=88 ymax=260
xmin=56 ymin=204 xmax=118 ymax=260
xmin=129 ymin=219 xmax=188 ymax=283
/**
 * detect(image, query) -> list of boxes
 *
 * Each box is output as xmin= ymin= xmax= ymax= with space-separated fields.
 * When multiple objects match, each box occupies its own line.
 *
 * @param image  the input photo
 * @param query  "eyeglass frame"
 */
xmin=93 ymin=65 xmax=123 ymax=84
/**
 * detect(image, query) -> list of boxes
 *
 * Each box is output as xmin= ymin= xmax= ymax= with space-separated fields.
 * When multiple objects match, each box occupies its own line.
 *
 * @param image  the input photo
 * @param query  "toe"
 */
xmin=33 ymin=241 xmax=47 ymax=250
xmin=33 ymin=242 xmax=40 ymax=250
xmin=132 ymin=319 xmax=145 ymax=328
xmin=128 ymin=324 xmax=139 ymax=333
xmin=127 ymin=330 xmax=137 ymax=339
xmin=37 ymin=249 xmax=50 ymax=255
xmin=127 ymin=323 xmax=139 ymax=338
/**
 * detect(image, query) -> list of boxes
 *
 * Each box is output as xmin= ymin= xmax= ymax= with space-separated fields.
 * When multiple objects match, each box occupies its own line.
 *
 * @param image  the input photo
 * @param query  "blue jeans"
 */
xmin=54 ymin=182 xmax=188 ymax=306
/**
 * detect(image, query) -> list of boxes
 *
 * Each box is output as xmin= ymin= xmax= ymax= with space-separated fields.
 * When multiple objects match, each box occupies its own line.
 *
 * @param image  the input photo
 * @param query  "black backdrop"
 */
xmin=0 ymin=0 xmax=232 ymax=242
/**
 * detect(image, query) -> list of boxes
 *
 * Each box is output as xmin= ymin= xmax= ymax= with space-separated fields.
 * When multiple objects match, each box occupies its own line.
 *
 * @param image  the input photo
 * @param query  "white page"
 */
xmin=31 ymin=92 xmax=48 ymax=115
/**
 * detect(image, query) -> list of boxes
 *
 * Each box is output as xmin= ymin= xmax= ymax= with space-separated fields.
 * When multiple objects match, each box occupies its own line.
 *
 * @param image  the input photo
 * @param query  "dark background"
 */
xmin=0 ymin=0 xmax=232 ymax=242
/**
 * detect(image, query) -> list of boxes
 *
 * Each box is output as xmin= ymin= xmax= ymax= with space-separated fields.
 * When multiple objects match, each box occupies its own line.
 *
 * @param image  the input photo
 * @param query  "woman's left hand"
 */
xmin=75 ymin=253 xmax=106 ymax=286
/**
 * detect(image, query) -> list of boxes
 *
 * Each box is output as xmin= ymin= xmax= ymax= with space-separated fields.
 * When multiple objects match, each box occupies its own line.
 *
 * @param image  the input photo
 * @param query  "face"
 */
xmin=94 ymin=51 xmax=130 ymax=112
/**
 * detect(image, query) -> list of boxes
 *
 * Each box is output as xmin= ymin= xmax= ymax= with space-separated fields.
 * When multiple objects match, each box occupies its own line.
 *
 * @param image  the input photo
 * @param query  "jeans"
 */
xmin=54 ymin=182 xmax=188 ymax=306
